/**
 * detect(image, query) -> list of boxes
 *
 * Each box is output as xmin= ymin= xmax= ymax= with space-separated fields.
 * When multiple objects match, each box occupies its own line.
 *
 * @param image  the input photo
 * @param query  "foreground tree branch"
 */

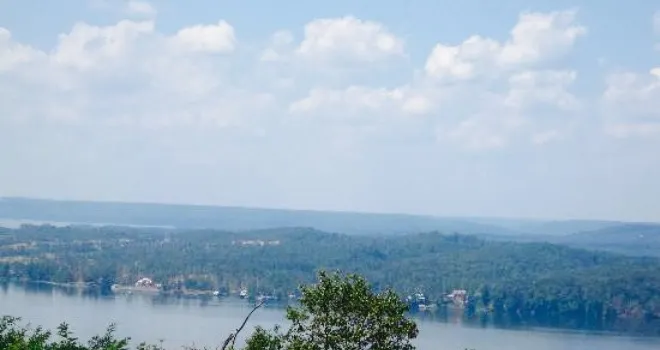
xmin=241 ymin=271 xmax=419 ymax=350
xmin=221 ymin=299 xmax=266 ymax=350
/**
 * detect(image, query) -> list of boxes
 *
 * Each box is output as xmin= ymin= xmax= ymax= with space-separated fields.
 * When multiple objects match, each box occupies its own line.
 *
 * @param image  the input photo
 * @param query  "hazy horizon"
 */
xmin=1 ymin=195 xmax=652 ymax=225
xmin=2 ymin=0 xmax=659 ymax=222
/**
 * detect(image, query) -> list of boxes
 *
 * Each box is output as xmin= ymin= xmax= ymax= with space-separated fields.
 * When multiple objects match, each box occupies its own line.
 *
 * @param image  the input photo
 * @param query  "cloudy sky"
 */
xmin=1 ymin=0 xmax=659 ymax=221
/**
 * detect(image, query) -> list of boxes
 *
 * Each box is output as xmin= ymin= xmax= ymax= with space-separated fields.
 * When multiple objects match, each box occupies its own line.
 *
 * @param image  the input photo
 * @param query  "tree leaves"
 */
xmin=0 ymin=316 xmax=131 ymax=350
xmin=244 ymin=271 xmax=419 ymax=350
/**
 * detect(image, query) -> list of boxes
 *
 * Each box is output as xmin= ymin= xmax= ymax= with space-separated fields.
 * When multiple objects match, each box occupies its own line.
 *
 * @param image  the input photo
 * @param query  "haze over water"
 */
xmin=2 ymin=284 xmax=659 ymax=350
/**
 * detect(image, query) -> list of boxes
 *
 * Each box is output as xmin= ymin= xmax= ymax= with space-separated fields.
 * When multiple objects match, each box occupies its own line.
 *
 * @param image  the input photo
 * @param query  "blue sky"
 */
xmin=1 ymin=0 xmax=659 ymax=221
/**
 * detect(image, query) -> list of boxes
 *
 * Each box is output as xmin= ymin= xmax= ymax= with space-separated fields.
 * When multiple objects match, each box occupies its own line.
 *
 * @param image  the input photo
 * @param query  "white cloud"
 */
xmin=1 ymin=10 xmax=585 ymax=153
xmin=4 ymin=6 xmax=660 ymax=222
xmin=602 ymin=67 xmax=660 ymax=138
xmin=499 ymin=10 xmax=586 ymax=65
xmin=653 ymin=67 xmax=660 ymax=77
xmin=52 ymin=20 xmax=154 ymax=70
xmin=603 ymin=68 xmax=660 ymax=112
xmin=0 ymin=28 xmax=44 ymax=72
xmin=602 ymin=11 xmax=660 ymax=132
xmin=0 ymin=18 xmax=262 ymax=129
xmin=171 ymin=21 xmax=236 ymax=53
xmin=505 ymin=70 xmax=578 ymax=110
xmin=126 ymin=1 xmax=157 ymax=18
xmin=424 ymin=67 xmax=578 ymax=151
xmin=295 ymin=16 xmax=404 ymax=62
xmin=288 ymin=10 xmax=583 ymax=151
xmin=425 ymin=36 xmax=499 ymax=80
xmin=420 ymin=11 xmax=585 ymax=150
xmin=289 ymin=86 xmax=432 ymax=117
xmin=426 ymin=84 xmax=536 ymax=151
xmin=286 ymin=70 xmax=574 ymax=151
xmin=425 ymin=10 xmax=585 ymax=80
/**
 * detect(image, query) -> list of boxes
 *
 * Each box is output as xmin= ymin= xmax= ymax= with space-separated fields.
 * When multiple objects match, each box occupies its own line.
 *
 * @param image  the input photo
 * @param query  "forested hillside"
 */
xmin=476 ymin=223 xmax=660 ymax=258
xmin=2 ymin=225 xmax=660 ymax=335
xmin=552 ymin=224 xmax=660 ymax=257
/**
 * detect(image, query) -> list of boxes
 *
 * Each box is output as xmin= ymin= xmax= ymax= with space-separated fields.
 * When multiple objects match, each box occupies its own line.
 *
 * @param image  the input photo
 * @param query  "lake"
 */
xmin=1 ymin=283 xmax=659 ymax=350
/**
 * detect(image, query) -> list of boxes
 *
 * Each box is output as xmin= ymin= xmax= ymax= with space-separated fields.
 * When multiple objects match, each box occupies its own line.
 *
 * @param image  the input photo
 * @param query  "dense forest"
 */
xmin=2 ymin=224 xmax=660 ymax=336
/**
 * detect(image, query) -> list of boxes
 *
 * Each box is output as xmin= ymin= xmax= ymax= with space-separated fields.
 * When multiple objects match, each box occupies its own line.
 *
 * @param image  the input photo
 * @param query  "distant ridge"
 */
xmin=0 ymin=197 xmax=521 ymax=236
xmin=0 ymin=196 xmax=636 ymax=237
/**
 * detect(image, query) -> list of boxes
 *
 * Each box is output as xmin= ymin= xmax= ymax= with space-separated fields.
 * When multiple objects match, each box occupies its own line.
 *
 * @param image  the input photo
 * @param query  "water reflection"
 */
xmin=4 ymin=282 xmax=656 ymax=336
xmin=22 ymin=282 xmax=55 ymax=295
xmin=2 ymin=283 xmax=660 ymax=350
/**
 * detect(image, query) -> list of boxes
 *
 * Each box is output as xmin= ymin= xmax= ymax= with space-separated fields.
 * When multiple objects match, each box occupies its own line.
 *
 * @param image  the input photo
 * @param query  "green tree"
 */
xmin=242 ymin=271 xmax=419 ymax=350
xmin=0 ymin=315 xmax=131 ymax=350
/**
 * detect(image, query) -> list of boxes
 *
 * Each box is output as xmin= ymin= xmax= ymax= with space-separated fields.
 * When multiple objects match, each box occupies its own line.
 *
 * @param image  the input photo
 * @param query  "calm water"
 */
xmin=2 ymin=284 xmax=660 ymax=350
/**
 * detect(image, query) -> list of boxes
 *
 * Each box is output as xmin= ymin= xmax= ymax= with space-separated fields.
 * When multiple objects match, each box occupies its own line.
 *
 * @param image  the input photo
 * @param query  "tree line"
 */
xmin=1 ymin=225 xmax=660 ymax=335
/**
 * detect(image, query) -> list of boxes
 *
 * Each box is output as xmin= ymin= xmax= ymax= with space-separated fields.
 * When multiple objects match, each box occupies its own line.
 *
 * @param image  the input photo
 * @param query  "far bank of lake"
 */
xmin=2 ymin=283 xmax=660 ymax=350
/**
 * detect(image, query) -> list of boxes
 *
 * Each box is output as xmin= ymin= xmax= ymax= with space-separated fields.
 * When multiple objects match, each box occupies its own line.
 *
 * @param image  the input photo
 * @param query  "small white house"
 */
xmin=135 ymin=277 xmax=156 ymax=288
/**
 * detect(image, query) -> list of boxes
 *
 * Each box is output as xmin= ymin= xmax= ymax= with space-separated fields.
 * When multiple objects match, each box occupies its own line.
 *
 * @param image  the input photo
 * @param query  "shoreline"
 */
xmin=2 ymin=279 xmax=223 ymax=298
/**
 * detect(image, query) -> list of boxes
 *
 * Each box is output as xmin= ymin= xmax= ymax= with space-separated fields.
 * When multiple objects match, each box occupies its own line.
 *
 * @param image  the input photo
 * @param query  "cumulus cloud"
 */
xmin=499 ymin=10 xmax=586 ymax=65
xmin=505 ymin=70 xmax=579 ymax=110
xmin=287 ymin=68 xmax=578 ymax=151
xmin=602 ymin=67 xmax=660 ymax=138
xmin=597 ymin=12 xmax=660 ymax=139
xmin=0 ymin=18 xmax=264 ymax=129
xmin=0 ymin=8 xmax=592 ymax=153
xmin=279 ymin=10 xmax=584 ymax=151
xmin=170 ymin=20 xmax=236 ymax=53
xmin=417 ymin=11 xmax=584 ymax=150
xmin=260 ymin=16 xmax=404 ymax=64
xmin=425 ymin=10 xmax=585 ymax=80
xmin=0 ymin=8 xmax=597 ymax=154
xmin=52 ymin=20 xmax=154 ymax=70
xmin=425 ymin=36 xmax=499 ymax=80
xmin=422 ymin=68 xmax=579 ymax=151
xmin=4 ymin=5 xmax=660 ymax=221
xmin=297 ymin=16 xmax=404 ymax=61
xmin=0 ymin=28 xmax=44 ymax=72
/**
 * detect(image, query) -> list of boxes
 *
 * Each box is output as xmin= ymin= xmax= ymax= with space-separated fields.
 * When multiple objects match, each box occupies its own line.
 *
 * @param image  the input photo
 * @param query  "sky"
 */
xmin=1 ymin=0 xmax=659 ymax=222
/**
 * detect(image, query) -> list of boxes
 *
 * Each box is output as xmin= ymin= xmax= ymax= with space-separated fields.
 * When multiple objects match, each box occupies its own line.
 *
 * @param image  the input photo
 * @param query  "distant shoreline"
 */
xmin=0 ymin=218 xmax=174 ymax=230
xmin=1 ymin=279 xmax=256 ymax=300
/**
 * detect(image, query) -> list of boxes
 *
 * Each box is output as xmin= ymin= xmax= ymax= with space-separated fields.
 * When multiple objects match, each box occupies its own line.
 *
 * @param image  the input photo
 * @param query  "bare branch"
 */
xmin=221 ymin=299 xmax=266 ymax=350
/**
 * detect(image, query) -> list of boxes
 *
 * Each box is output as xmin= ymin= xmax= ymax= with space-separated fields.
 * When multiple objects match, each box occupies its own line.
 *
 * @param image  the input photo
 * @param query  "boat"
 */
xmin=256 ymin=294 xmax=277 ymax=303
